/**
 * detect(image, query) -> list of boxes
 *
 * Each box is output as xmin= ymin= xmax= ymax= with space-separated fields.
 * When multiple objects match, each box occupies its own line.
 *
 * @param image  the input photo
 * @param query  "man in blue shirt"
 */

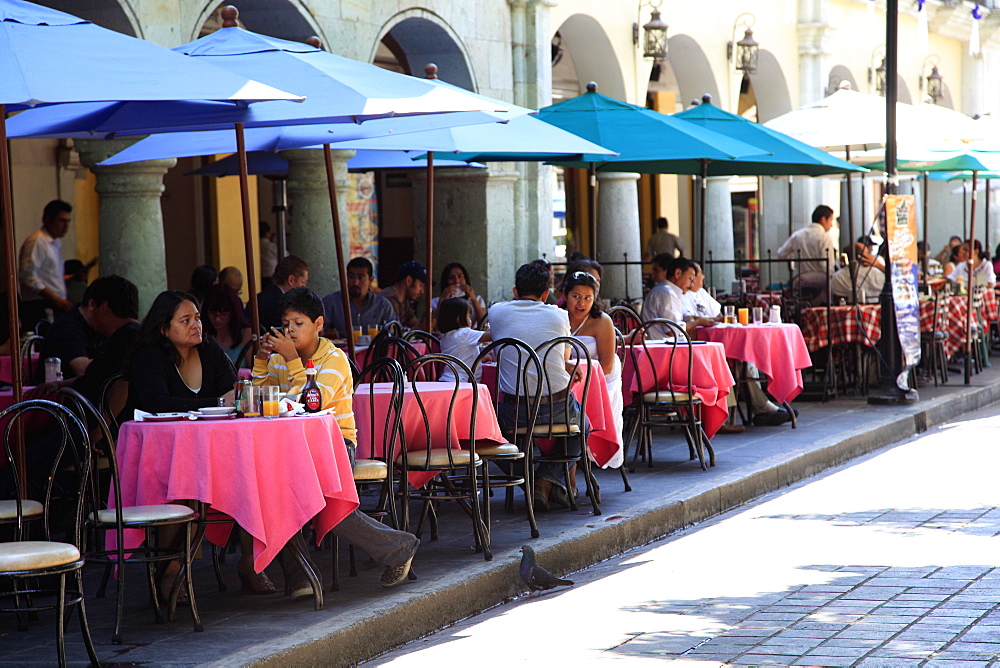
xmin=323 ymin=257 xmax=397 ymax=337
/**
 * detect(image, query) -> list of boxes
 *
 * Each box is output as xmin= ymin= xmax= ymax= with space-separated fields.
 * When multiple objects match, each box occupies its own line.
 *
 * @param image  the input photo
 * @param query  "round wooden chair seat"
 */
xmin=353 ymin=459 xmax=388 ymax=481
xmin=401 ymin=448 xmax=479 ymax=468
xmin=89 ymin=504 xmax=198 ymax=526
xmin=515 ymin=423 xmax=580 ymax=436
xmin=0 ymin=499 xmax=43 ymax=520
xmin=474 ymin=442 xmax=521 ymax=457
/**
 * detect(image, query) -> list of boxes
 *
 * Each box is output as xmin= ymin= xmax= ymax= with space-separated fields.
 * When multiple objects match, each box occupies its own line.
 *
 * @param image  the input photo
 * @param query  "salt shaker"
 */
xmin=768 ymin=305 xmax=781 ymax=324
xmin=44 ymin=357 xmax=63 ymax=383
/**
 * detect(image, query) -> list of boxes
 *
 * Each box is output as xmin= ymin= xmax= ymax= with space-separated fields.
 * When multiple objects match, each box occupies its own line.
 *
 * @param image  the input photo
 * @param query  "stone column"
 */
xmin=411 ymin=168 xmax=517 ymax=304
xmin=705 ymin=176 xmax=736 ymax=291
xmin=280 ymin=148 xmax=354 ymax=297
xmin=596 ymin=172 xmax=642 ymax=302
xmin=75 ymin=138 xmax=176 ymax=314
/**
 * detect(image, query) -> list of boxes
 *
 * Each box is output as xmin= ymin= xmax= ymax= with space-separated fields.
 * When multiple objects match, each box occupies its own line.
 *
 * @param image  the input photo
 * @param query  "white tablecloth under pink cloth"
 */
xmin=621 ymin=342 xmax=735 ymax=438
xmin=479 ymin=361 xmax=622 ymax=469
xmin=695 ymin=323 xmax=812 ymax=404
xmin=114 ymin=414 xmax=359 ymax=572
xmin=353 ymin=381 xmax=505 ymax=488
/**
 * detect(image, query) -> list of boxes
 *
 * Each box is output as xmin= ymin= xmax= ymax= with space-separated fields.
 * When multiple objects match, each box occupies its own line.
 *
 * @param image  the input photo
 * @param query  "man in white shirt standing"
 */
xmin=777 ymin=204 xmax=837 ymax=305
xmin=19 ymin=199 xmax=73 ymax=327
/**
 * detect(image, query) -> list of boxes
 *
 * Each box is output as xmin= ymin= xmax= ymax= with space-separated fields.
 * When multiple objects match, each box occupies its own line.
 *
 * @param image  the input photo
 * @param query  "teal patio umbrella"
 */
xmin=533 ymin=85 xmax=769 ymax=264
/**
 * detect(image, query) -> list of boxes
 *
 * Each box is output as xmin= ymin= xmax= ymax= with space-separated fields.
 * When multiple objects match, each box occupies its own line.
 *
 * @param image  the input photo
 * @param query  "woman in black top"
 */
xmin=127 ymin=292 xmax=276 ymax=596
xmin=128 ymin=291 xmax=235 ymax=413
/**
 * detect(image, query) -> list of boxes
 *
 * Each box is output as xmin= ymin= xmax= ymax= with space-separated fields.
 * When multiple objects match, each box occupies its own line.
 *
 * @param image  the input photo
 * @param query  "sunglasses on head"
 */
xmin=570 ymin=271 xmax=597 ymax=283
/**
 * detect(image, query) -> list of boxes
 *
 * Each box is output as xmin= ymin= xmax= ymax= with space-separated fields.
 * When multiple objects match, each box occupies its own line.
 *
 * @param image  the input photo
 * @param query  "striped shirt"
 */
xmin=252 ymin=337 xmax=356 ymax=442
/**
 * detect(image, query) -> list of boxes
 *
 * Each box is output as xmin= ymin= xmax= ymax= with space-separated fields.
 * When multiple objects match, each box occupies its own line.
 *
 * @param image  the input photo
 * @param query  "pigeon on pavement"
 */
xmin=519 ymin=546 xmax=573 ymax=594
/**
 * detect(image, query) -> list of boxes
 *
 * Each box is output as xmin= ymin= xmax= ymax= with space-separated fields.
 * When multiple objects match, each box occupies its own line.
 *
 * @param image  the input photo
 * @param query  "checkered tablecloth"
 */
xmin=802 ymin=290 xmax=998 ymax=356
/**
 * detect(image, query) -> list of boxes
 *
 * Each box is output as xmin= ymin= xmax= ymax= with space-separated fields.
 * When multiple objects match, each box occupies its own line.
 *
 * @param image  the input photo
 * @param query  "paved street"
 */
xmin=369 ymin=404 xmax=1000 ymax=667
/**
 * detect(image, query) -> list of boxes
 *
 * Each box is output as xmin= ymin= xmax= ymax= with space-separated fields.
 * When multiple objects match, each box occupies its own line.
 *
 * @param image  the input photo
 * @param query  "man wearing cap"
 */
xmin=380 ymin=261 xmax=427 ymax=329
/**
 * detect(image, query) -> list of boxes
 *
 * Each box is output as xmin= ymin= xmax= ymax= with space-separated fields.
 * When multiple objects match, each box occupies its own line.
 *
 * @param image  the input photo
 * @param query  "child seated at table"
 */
xmin=253 ymin=287 xmax=419 ymax=597
xmin=437 ymin=297 xmax=490 ymax=383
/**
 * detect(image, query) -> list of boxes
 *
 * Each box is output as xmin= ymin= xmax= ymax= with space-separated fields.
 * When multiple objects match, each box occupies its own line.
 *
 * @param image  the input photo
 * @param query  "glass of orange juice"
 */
xmin=262 ymin=386 xmax=282 ymax=417
xmin=737 ymin=307 xmax=749 ymax=325
xmin=352 ymin=325 xmax=362 ymax=343
xmin=367 ymin=324 xmax=378 ymax=338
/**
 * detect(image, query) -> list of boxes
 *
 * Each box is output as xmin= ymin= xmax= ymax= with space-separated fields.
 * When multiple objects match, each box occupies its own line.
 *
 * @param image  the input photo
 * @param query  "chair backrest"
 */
xmin=1 ymin=399 xmax=91 ymax=545
xmin=932 ymin=292 xmax=950 ymax=332
xmin=354 ymin=357 xmax=405 ymax=464
xmin=56 ymin=387 xmax=125 ymax=533
xmin=403 ymin=330 xmax=441 ymax=354
xmin=21 ymin=334 xmax=44 ymax=381
xmin=533 ymin=336 xmax=590 ymax=432
xmin=347 ymin=355 xmax=362 ymax=390
xmin=614 ymin=326 xmax=626 ymax=365
xmin=235 ymin=336 xmax=256 ymax=369
xmin=476 ymin=313 xmax=489 ymax=331
xmin=372 ymin=335 xmax=434 ymax=380
xmin=628 ymin=318 xmax=697 ymax=404
xmin=472 ymin=338 xmax=542 ymax=446
xmin=607 ymin=305 xmax=641 ymax=335
xmin=402 ymin=353 xmax=479 ymax=469
xmin=99 ymin=372 xmax=130 ymax=435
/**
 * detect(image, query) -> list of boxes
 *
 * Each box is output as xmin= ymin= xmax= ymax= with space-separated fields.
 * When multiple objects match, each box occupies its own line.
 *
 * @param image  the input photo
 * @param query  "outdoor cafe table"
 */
xmin=620 ymin=341 xmax=735 ymax=438
xmin=695 ymin=323 xmax=812 ymax=405
xmin=0 ymin=353 xmax=38 ymax=384
xmin=337 ymin=342 xmax=428 ymax=370
xmin=114 ymin=413 xmax=358 ymax=573
xmin=800 ymin=291 xmax=998 ymax=357
xmin=352 ymin=381 xmax=505 ymax=488
xmin=479 ymin=361 xmax=623 ymax=469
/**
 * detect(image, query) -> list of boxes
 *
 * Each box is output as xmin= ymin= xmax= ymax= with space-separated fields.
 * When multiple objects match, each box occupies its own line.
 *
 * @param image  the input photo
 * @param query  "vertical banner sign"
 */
xmin=885 ymin=194 xmax=921 ymax=369
xmin=345 ymin=171 xmax=379 ymax=266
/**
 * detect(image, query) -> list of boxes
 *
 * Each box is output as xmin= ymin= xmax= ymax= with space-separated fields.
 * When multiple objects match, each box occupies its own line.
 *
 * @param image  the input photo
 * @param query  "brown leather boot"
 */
xmin=533 ymin=479 xmax=553 ymax=512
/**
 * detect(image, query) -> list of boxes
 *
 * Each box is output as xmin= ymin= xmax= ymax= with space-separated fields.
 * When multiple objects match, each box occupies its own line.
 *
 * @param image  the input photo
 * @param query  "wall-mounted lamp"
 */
xmin=632 ymin=0 xmax=668 ymax=61
xmin=726 ymin=14 xmax=759 ymax=74
xmin=868 ymin=45 xmax=887 ymax=97
xmin=919 ymin=55 xmax=944 ymax=104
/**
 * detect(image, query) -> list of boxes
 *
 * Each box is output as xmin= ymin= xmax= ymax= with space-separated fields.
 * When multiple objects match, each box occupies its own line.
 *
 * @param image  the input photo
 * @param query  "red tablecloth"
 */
xmin=621 ymin=342 xmax=735 ymax=438
xmin=479 ymin=361 xmax=623 ymax=469
xmin=353 ymin=381 xmax=504 ymax=488
xmin=114 ymin=414 xmax=358 ymax=572
xmin=695 ymin=324 xmax=811 ymax=404
xmin=0 ymin=354 xmax=38 ymax=384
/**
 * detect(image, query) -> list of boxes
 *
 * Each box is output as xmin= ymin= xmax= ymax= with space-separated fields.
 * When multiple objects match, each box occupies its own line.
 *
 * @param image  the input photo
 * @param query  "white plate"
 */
xmin=195 ymin=413 xmax=236 ymax=421
xmin=198 ymin=406 xmax=235 ymax=416
xmin=145 ymin=413 xmax=191 ymax=422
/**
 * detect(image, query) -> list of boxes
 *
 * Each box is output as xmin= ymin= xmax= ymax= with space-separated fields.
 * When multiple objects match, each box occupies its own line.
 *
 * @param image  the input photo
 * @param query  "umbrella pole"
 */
xmin=846 ymin=146 xmax=858 ymax=306
xmin=787 ymin=176 xmax=793 ymax=238
xmin=426 ymin=151 xmax=435 ymax=329
xmin=589 ymin=164 xmax=597 ymax=259
xmin=986 ymin=179 xmax=991 ymax=254
xmin=963 ymin=182 xmax=968 ymax=239
xmin=274 ymin=177 xmax=288 ymax=259
xmin=1 ymin=107 xmax=26 ymax=496
xmin=235 ymin=123 xmax=261 ymax=348
xmin=922 ymin=172 xmax=930 ymax=281
xmin=699 ymin=160 xmax=708 ymax=267
xmin=965 ymin=171 xmax=978 ymax=385
xmin=322 ymin=145 xmax=355 ymax=360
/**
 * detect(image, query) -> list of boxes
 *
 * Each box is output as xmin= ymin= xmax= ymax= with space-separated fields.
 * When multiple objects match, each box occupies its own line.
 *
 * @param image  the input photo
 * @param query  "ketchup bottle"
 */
xmin=301 ymin=359 xmax=323 ymax=413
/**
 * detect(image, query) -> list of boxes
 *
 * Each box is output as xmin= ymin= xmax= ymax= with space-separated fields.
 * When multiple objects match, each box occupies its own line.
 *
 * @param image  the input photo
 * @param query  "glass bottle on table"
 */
xmin=301 ymin=359 xmax=323 ymax=413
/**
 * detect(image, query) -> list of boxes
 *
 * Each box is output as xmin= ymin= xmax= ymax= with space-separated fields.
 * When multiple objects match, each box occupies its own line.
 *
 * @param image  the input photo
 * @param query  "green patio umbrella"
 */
xmin=532 ymin=84 xmax=768 ymax=264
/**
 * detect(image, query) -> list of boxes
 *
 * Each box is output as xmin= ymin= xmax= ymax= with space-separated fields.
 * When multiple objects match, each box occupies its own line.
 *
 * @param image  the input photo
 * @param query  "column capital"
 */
xmin=796 ymin=21 xmax=833 ymax=57
xmin=75 ymin=137 xmax=177 ymax=198
xmin=595 ymin=171 xmax=641 ymax=183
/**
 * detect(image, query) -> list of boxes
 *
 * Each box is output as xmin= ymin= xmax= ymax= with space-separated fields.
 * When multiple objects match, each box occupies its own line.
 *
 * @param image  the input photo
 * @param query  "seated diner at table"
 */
xmin=323 ymin=256 xmax=397 ymax=338
xmin=560 ymin=271 xmax=623 ymax=445
xmin=254 ymin=287 xmax=418 ymax=592
xmin=380 ymin=261 xmax=427 ymax=330
xmin=127 ymin=290 xmax=244 ymax=600
xmin=437 ymin=297 xmax=490 ymax=382
xmin=947 ymin=239 xmax=995 ymax=289
xmin=831 ymin=243 xmax=885 ymax=304
xmin=432 ymin=262 xmax=488 ymax=328
xmin=681 ymin=262 xmax=722 ymax=319
xmin=202 ymin=283 xmax=252 ymax=367
xmin=641 ymin=254 xmax=716 ymax=337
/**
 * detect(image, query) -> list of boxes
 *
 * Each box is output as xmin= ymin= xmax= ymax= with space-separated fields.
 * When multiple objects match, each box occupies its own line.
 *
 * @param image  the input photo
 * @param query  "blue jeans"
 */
xmin=497 ymin=396 xmax=589 ymax=489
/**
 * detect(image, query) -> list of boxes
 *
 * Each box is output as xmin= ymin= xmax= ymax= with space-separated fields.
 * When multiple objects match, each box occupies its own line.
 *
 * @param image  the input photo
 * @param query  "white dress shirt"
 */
xmin=682 ymin=288 xmax=721 ymax=319
xmin=777 ymin=223 xmax=836 ymax=277
xmin=18 ymin=227 xmax=66 ymax=301
xmin=948 ymin=260 xmax=996 ymax=287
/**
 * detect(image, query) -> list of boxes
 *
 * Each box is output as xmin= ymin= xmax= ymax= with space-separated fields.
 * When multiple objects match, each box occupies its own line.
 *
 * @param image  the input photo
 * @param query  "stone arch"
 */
xmin=896 ymin=75 xmax=913 ymax=105
xmin=553 ymin=14 xmax=626 ymax=101
xmin=32 ymin=0 xmax=140 ymax=36
xmin=191 ymin=1 xmax=325 ymax=45
xmin=371 ymin=10 xmax=476 ymax=90
xmin=665 ymin=34 xmax=721 ymax=106
xmin=937 ymin=82 xmax=955 ymax=110
xmin=746 ymin=50 xmax=792 ymax=123
xmin=827 ymin=65 xmax=859 ymax=96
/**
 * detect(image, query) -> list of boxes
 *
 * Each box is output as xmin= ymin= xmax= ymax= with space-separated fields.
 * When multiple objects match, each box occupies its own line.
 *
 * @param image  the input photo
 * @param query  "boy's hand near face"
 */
xmin=262 ymin=326 xmax=298 ymax=362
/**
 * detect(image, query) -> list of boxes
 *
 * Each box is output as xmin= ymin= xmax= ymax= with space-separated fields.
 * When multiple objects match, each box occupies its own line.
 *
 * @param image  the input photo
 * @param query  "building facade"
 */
xmin=9 ymin=0 xmax=1000 ymax=309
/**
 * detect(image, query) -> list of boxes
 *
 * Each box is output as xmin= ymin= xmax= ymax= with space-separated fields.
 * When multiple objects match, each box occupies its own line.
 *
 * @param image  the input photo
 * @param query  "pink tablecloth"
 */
xmin=353 ymin=381 xmax=504 ymax=488
xmin=695 ymin=324 xmax=812 ymax=404
xmin=0 ymin=354 xmax=38 ymax=384
xmin=115 ymin=414 xmax=359 ymax=572
xmin=480 ymin=362 xmax=622 ymax=469
xmin=621 ymin=342 xmax=735 ymax=438
xmin=348 ymin=342 xmax=428 ymax=370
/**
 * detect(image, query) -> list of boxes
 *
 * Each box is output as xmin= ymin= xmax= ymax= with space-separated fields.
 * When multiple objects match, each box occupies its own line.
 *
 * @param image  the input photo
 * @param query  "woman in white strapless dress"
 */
xmin=561 ymin=271 xmax=624 ymax=468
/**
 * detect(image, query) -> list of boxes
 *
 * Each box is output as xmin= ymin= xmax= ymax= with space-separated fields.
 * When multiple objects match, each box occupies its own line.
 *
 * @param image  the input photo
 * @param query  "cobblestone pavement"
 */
xmin=369 ymin=405 xmax=1000 ymax=667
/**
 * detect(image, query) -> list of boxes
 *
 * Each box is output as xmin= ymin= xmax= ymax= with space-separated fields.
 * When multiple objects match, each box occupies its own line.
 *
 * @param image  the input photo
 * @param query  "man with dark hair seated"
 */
xmin=322 ymin=256 xmax=397 ymax=338
xmin=488 ymin=262 xmax=588 ymax=511
xmin=255 ymin=255 xmax=309 ymax=332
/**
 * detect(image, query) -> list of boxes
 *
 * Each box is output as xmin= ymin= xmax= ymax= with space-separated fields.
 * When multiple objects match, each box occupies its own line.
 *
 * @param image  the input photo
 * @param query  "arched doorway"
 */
xmin=32 ymin=0 xmax=138 ymax=36
xmin=194 ymin=1 xmax=321 ymax=42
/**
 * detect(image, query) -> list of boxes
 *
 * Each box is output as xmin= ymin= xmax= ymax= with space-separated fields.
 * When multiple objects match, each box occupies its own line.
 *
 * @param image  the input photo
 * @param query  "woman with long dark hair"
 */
xmin=431 ymin=262 xmax=487 ymax=327
xmin=202 ymin=283 xmax=252 ymax=367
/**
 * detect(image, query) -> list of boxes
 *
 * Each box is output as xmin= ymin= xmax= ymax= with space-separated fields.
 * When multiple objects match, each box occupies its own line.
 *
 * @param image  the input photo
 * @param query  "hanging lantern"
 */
xmin=926 ymin=65 xmax=943 ymax=104
xmin=642 ymin=8 xmax=669 ymax=60
xmin=735 ymin=27 xmax=759 ymax=74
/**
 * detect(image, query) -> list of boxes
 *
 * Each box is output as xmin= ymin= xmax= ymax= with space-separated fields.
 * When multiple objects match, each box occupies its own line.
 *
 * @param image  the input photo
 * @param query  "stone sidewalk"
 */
xmin=5 ymin=366 xmax=1000 ymax=666
xmin=371 ymin=401 xmax=1000 ymax=666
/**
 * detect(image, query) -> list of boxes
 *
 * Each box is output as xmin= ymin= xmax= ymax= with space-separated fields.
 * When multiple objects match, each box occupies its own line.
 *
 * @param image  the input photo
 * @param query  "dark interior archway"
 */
xmin=377 ymin=17 xmax=474 ymax=90
xmin=33 ymin=0 xmax=137 ymax=36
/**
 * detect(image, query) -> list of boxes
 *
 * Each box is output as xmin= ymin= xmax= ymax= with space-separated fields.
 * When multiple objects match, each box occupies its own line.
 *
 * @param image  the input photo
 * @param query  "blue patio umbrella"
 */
xmin=0 ymin=0 xmax=304 ymax=411
xmin=183 ymin=150 xmax=483 ymax=178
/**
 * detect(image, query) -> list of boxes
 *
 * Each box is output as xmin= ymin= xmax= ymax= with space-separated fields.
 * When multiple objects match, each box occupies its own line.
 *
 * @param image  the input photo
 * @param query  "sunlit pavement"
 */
xmin=369 ymin=405 xmax=1000 ymax=667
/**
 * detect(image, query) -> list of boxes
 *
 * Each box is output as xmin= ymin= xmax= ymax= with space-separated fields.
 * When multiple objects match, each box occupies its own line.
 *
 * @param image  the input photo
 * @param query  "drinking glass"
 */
xmin=752 ymin=306 xmax=764 ymax=325
xmin=723 ymin=305 xmax=736 ymax=324
xmin=367 ymin=324 xmax=379 ymax=338
xmin=352 ymin=325 xmax=363 ymax=343
xmin=737 ymin=307 xmax=749 ymax=325
xmin=262 ymin=386 xmax=282 ymax=417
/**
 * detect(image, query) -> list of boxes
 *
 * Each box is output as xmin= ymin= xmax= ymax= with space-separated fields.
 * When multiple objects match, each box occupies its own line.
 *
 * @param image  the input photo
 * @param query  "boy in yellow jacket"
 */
xmin=254 ymin=287 xmax=417 ymax=597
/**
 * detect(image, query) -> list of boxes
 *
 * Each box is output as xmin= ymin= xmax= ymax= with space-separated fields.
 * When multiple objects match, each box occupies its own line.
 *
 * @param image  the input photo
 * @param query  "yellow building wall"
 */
xmin=209 ymin=166 xmax=260 ymax=300
xmin=73 ymin=172 xmax=100 ymax=282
